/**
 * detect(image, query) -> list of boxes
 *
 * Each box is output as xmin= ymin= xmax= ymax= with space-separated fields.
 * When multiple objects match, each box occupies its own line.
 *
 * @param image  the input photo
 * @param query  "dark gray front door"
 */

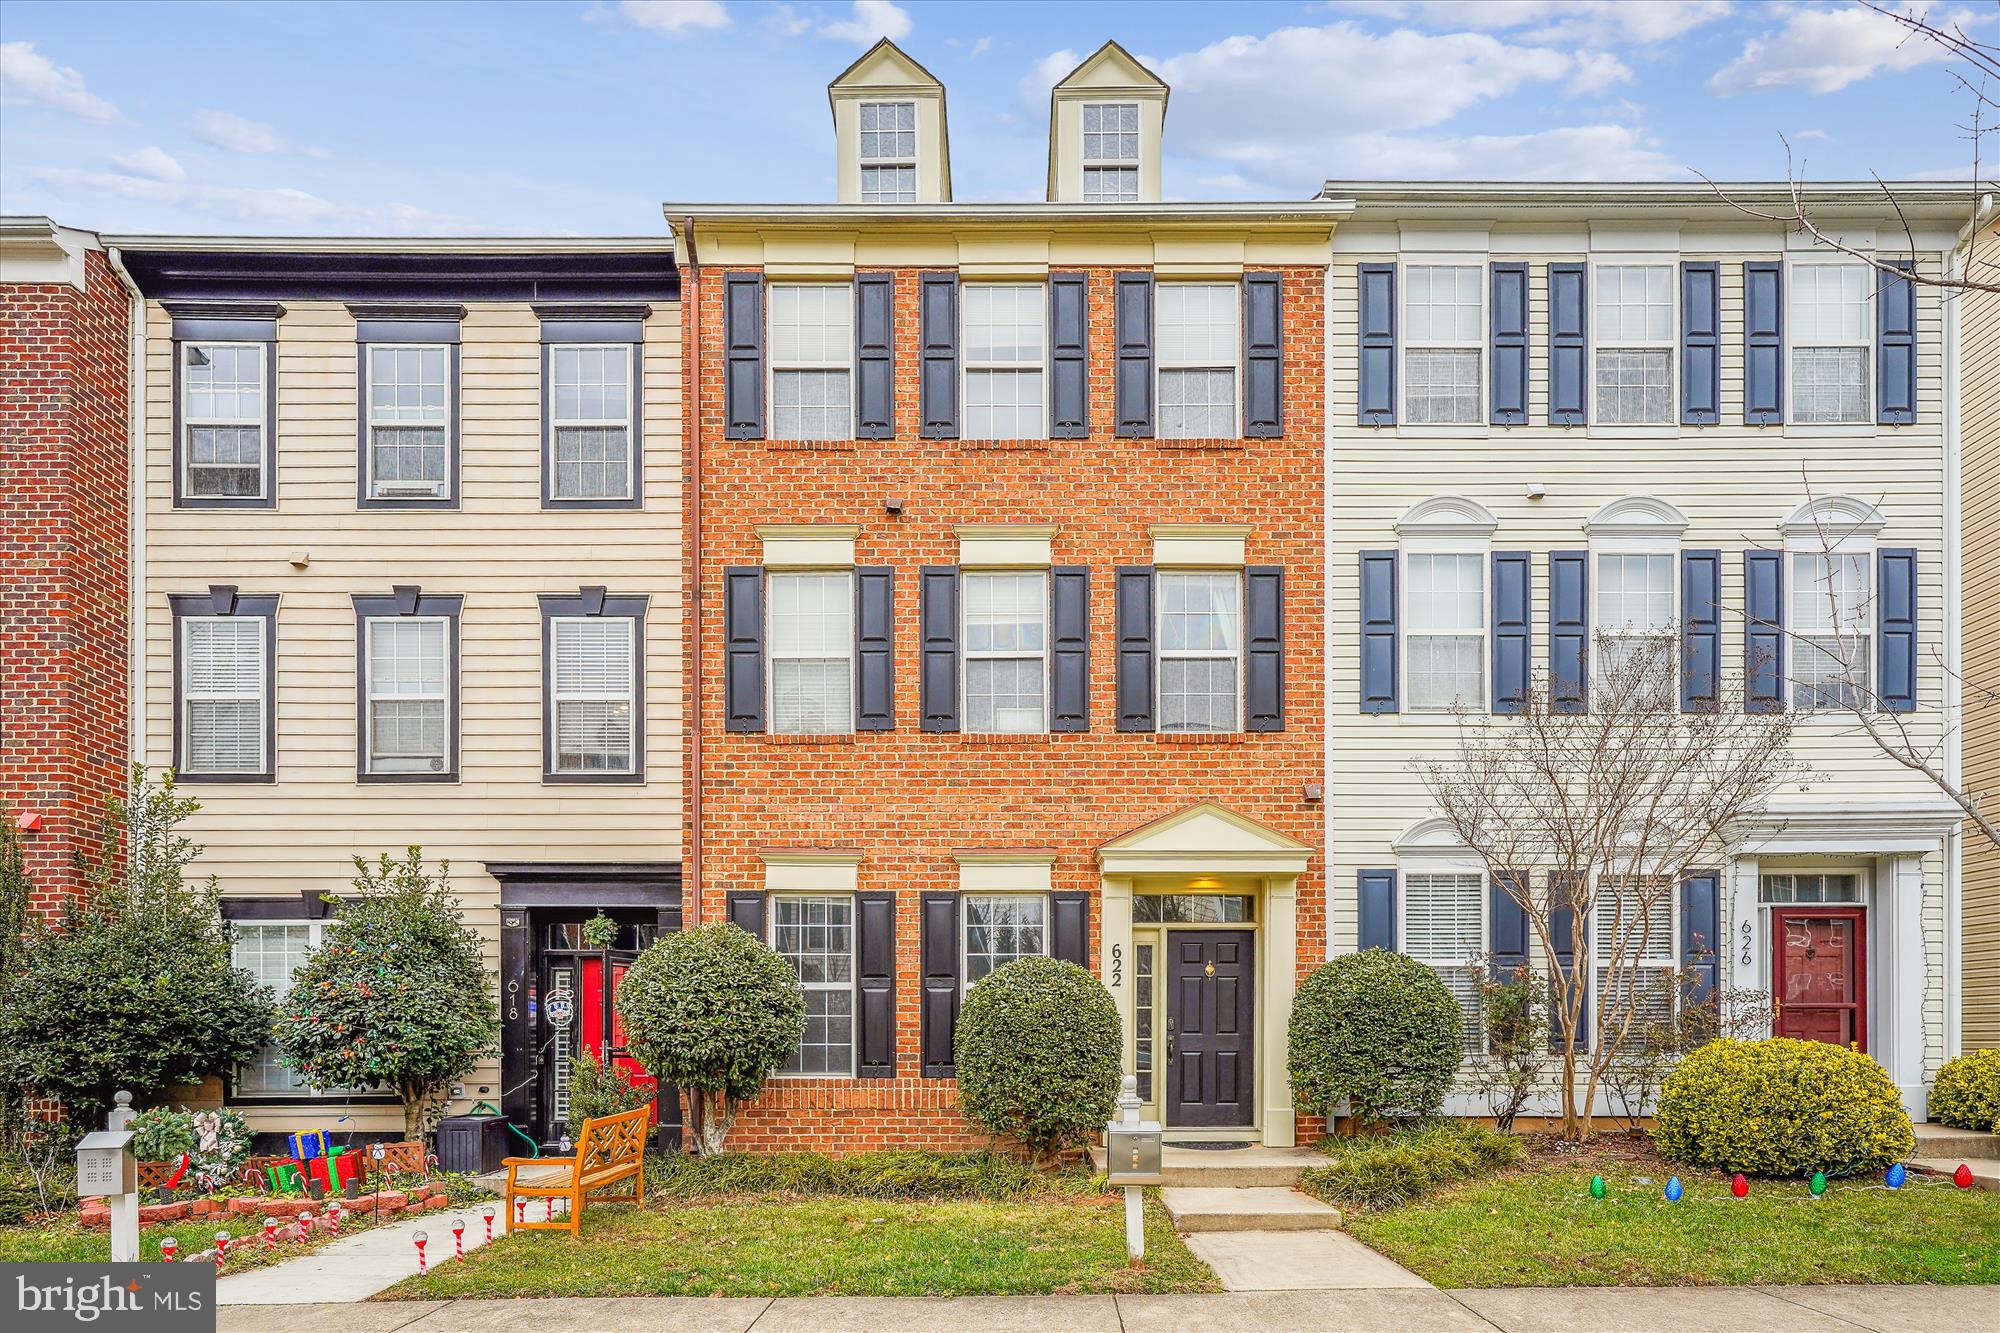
xmin=1167 ymin=930 xmax=1255 ymax=1128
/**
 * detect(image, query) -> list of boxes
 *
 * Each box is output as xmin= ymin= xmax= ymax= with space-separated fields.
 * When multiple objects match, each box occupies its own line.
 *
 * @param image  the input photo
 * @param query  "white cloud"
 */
xmin=193 ymin=109 xmax=297 ymax=155
xmin=1019 ymin=47 xmax=1080 ymax=109
xmin=618 ymin=1 xmax=729 ymax=34
xmin=1710 ymin=3 xmax=1982 ymax=96
xmin=818 ymin=1 xmax=911 ymax=45
xmin=31 ymin=166 xmax=467 ymax=235
xmin=1343 ymin=1 xmax=1735 ymax=45
xmin=0 ymin=41 xmax=119 ymax=123
xmin=1569 ymin=49 xmax=1632 ymax=94
xmin=1322 ymin=124 xmax=1680 ymax=181
xmin=110 ymin=146 xmax=185 ymax=182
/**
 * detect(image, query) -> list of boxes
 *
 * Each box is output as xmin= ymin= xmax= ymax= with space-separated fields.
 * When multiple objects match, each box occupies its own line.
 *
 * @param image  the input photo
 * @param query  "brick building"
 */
xmin=676 ymin=41 xmax=1338 ymax=1149
xmin=1 ymin=217 xmax=132 ymax=914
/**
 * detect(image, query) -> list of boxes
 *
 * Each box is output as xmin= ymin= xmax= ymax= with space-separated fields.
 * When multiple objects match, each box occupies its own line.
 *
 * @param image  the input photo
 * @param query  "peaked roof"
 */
xmin=829 ymin=36 xmax=944 ymax=95
xmin=1098 ymin=801 xmax=1313 ymax=874
xmin=1051 ymin=38 xmax=1168 ymax=99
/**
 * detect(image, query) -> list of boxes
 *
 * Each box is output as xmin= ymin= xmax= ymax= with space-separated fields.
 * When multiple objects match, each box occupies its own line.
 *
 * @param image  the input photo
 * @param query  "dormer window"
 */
xmin=1081 ymin=103 xmax=1139 ymax=203
xmin=858 ymin=101 xmax=917 ymax=204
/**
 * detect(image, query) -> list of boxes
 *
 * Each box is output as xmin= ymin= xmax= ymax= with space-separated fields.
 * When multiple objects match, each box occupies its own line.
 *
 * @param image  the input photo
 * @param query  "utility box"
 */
xmin=1105 ymin=1121 xmax=1163 ymax=1187
xmin=76 ymin=1129 xmax=137 ymax=1198
xmin=434 ymin=1115 xmax=512 ymax=1175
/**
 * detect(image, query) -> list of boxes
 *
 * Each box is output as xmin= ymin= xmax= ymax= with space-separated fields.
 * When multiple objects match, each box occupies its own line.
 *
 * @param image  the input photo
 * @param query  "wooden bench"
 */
xmin=501 ymin=1105 xmax=650 ymax=1236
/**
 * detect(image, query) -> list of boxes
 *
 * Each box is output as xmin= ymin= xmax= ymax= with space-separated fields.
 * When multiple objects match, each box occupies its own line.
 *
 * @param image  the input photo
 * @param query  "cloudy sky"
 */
xmin=0 ymin=0 xmax=1985 ymax=236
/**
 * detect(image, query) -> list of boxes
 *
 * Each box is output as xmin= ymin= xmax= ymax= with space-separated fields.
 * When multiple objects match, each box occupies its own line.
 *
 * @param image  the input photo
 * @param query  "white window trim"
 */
xmin=1757 ymin=867 xmax=1867 ymax=905
xmin=766 ymin=282 xmax=855 ymax=443
xmin=1783 ymin=520 xmax=1878 ymax=720
xmin=1399 ymin=256 xmax=1487 ymax=429
xmin=1588 ymin=258 xmax=1677 ymax=431
xmin=768 ymin=891 xmax=859 ymax=1080
xmin=960 ymin=568 xmax=1051 ymax=736
xmin=364 ymin=341 xmax=453 ymax=501
xmin=1155 ymin=281 xmax=1242 ymax=441
xmin=960 ymin=891 xmax=1051 ymax=997
xmin=765 ymin=567 xmax=857 ymax=736
xmin=179 ymin=613 xmax=267 ymax=777
xmin=1586 ymin=498 xmax=1686 ymax=707
xmin=231 ymin=919 xmax=371 ymax=1098
xmin=1785 ymin=260 xmax=1874 ymax=427
xmin=959 ymin=282 xmax=1049 ymax=442
xmin=362 ymin=614 xmax=450 ymax=777
xmin=1155 ymin=566 xmax=1244 ymax=735
xmin=548 ymin=342 xmax=636 ymax=502
xmin=1399 ymin=533 xmax=1490 ymax=717
xmin=181 ymin=340 xmax=269 ymax=501
xmin=857 ymin=100 xmax=917 ymax=167
xmin=548 ymin=614 xmax=639 ymax=774
xmin=1080 ymin=101 xmax=1140 ymax=203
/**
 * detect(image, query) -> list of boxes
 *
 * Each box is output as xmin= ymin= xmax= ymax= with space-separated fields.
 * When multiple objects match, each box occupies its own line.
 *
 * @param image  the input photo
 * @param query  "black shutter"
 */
xmin=723 ymin=566 xmax=765 ymax=732
xmin=1357 ymin=262 xmax=1396 ymax=426
xmin=1744 ymin=260 xmax=1784 ymax=425
xmin=1744 ymin=550 xmax=1785 ymax=713
xmin=1050 ymin=566 xmax=1090 ymax=732
xmin=1114 ymin=565 xmax=1156 ymax=732
xmin=1492 ymin=551 xmax=1531 ymax=715
xmin=1681 ymin=261 xmax=1720 ymax=425
xmin=855 ymin=567 xmax=894 ymax=731
xmin=919 ymin=273 xmax=958 ymax=439
xmin=727 ymin=891 xmax=766 ymax=940
xmin=1051 ymin=892 xmax=1090 ymax=967
xmin=1243 ymin=566 xmax=1284 ymax=731
xmin=1878 ymin=547 xmax=1919 ymax=712
xmin=1878 ymin=259 xmax=1917 ymax=425
xmin=855 ymin=891 xmax=897 ymax=1078
xmin=1549 ymin=551 xmax=1588 ymax=715
xmin=1490 ymin=876 xmax=1530 ymax=979
xmin=919 ymin=565 xmax=960 ymax=732
xmin=1049 ymin=272 xmax=1089 ymax=438
xmin=1359 ymin=550 xmax=1399 ymax=714
xmin=1114 ymin=272 xmax=1154 ymax=437
xmin=1681 ymin=550 xmax=1721 ymax=713
xmin=854 ymin=272 xmax=894 ymax=439
xmin=1490 ymin=262 xmax=1528 ymax=425
xmin=1243 ymin=271 xmax=1283 ymax=437
xmin=723 ymin=273 xmax=764 ymax=440
xmin=1681 ymin=872 xmax=1720 ymax=1010
xmin=1548 ymin=262 xmax=1586 ymax=426
xmin=1358 ymin=870 xmax=1397 ymax=951
xmin=919 ymin=892 xmax=960 ymax=1077
xmin=1549 ymin=892 xmax=1587 ymax=1051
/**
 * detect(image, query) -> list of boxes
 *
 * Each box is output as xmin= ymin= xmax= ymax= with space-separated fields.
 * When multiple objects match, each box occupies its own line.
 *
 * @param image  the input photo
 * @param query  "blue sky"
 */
xmin=0 ymin=1 xmax=1986 ymax=236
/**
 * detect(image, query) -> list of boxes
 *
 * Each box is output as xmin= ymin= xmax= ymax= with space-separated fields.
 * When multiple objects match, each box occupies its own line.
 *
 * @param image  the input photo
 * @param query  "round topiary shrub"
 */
xmin=1928 ymin=1049 xmax=2000 ymax=1133
xmin=954 ymin=957 xmax=1120 ymax=1164
xmin=1654 ymin=1037 xmax=1915 ymax=1177
xmin=1288 ymin=949 xmax=1464 ymax=1124
xmin=615 ymin=922 xmax=806 ymax=1156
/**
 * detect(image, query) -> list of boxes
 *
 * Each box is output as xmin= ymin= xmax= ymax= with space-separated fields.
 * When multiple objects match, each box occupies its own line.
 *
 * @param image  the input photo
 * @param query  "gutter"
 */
xmin=681 ymin=216 xmax=703 ymax=928
xmin=104 ymin=245 xmax=146 ymax=785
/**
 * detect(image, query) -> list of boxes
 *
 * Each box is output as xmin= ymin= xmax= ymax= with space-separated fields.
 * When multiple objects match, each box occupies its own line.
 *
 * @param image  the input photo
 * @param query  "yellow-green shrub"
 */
xmin=1653 ymin=1038 xmax=1913 ymax=1177
xmin=1927 ymin=1049 xmax=2000 ymax=1132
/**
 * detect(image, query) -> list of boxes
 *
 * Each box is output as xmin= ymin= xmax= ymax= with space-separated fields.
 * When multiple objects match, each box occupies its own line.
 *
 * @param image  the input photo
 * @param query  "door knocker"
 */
xmin=1203 ymin=960 xmax=1216 ymax=977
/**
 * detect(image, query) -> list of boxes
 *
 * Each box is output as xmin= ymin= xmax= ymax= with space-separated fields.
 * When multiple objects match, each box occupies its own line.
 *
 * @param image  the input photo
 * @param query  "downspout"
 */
xmin=681 ymin=216 xmax=703 ymax=928
xmin=105 ymin=245 xmax=146 ymax=787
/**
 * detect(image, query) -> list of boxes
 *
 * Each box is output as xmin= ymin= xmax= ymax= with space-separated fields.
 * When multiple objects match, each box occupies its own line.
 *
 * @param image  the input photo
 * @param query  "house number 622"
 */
xmin=1109 ymin=943 xmax=1123 ymax=987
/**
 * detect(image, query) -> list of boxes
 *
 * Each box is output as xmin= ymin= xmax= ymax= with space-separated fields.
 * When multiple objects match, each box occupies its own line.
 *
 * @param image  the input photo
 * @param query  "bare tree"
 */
xmin=1417 ymin=639 xmax=1801 ymax=1141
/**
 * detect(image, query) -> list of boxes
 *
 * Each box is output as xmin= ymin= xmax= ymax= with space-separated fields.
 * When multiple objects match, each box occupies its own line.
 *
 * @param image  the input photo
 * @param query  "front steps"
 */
xmin=1907 ymin=1122 xmax=2000 ymax=1191
xmin=1160 ymin=1185 xmax=1344 ymax=1232
xmin=1090 ymin=1144 xmax=1324 ymax=1188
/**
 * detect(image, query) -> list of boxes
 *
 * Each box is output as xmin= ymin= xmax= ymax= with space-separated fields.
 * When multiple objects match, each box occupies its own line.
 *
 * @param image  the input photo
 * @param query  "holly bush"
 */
xmin=1927 ymin=1049 xmax=2000 ymax=1133
xmin=1654 ymin=1037 xmax=1914 ymax=1177
xmin=1289 ymin=949 xmax=1464 ymax=1124
xmin=954 ymin=957 xmax=1120 ymax=1164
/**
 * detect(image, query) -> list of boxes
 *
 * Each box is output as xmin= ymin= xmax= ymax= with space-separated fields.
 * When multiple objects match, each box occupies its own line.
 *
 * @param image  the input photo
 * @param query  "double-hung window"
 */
xmin=963 ymin=284 xmax=1046 ymax=440
xmin=962 ymin=895 xmax=1048 ymax=990
xmin=769 ymin=570 xmax=854 ymax=735
xmin=769 ymin=284 xmax=854 ymax=442
xmin=232 ymin=922 xmax=323 ymax=1095
xmin=858 ymin=101 xmax=917 ymax=204
xmin=1405 ymin=553 xmax=1485 ymax=711
xmin=1157 ymin=283 xmax=1239 ymax=439
xmin=1593 ymin=265 xmax=1673 ymax=424
xmin=772 ymin=894 xmax=855 ymax=1076
xmin=1791 ymin=551 xmax=1872 ymax=710
xmin=549 ymin=344 xmax=636 ymax=501
xmin=542 ymin=594 xmax=645 ymax=779
xmin=181 ymin=341 xmax=269 ymax=501
xmin=173 ymin=594 xmax=275 ymax=781
xmin=1594 ymin=877 xmax=1676 ymax=1031
xmin=963 ymin=571 xmax=1047 ymax=733
xmin=1403 ymin=265 xmax=1482 ymax=424
xmin=1081 ymin=102 xmax=1139 ymax=203
xmin=1595 ymin=552 xmax=1676 ymax=704
xmin=1790 ymin=264 xmax=1871 ymax=424
xmin=357 ymin=599 xmax=458 ymax=780
xmin=364 ymin=343 xmax=451 ymax=501
xmin=1403 ymin=871 xmax=1484 ymax=1050
xmin=1157 ymin=569 xmax=1241 ymax=733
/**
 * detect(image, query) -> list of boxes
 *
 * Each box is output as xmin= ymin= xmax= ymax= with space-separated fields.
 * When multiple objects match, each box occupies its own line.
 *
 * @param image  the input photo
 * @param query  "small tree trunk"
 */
xmin=696 ymin=1092 xmax=734 ymax=1157
xmin=402 ymin=1085 xmax=424 ymax=1143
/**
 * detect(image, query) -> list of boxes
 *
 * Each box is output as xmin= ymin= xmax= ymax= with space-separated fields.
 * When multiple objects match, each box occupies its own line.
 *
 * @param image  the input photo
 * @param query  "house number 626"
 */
xmin=1109 ymin=943 xmax=1123 ymax=987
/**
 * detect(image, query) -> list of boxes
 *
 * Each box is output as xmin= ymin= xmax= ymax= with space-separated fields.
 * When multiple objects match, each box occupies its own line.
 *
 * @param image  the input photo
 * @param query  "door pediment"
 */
xmin=1098 ymin=802 xmax=1313 ymax=874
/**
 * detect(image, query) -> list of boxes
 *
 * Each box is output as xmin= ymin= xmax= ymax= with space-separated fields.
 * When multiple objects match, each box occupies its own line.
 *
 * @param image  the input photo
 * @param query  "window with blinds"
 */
xmin=1594 ymin=552 xmax=1675 ymax=705
xmin=1594 ymin=878 xmax=1676 ymax=1031
xmin=1790 ymin=264 xmax=1871 ymax=424
xmin=962 ymin=284 xmax=1047 ymax=440
xmin=1790 ymin=551 xmax=1872 ymax=710
xmin=181 ymin=616 xmax=266 ymax=775
xmin=1593 ymin=265 xmax=1673 ymax=424
xmin=1157 ymin=570 xmax=1242 ymax=733
xmin=769 ymin=285 xmax=854 ymax=442
xmin=1403 ymin=871 xmax=1484 ymax=1051
xmin=963 ymin=571 xmax=1048 ymax=734
xmin=550 ymin=616 xmax=636 ymax=773
xmin=769 ymin=571 xmax=854 ymax=735
xmin=1156 ymin=284 xmax=1240 ymax=439
xmin=1405 ymin=552 xmax=1485 ymax=711
xmin=1404 ymin=266 xmax=1482 ymax=425
xmin=364 ymin=617 xmax=450 ymax=775
xmin=962 ymin=895 xmax=1048 ymax=991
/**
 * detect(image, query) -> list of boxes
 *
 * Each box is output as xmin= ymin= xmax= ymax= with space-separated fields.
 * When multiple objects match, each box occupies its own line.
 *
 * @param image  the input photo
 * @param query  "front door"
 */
xmin=580 ymin=955 xmax=658 ymax=1119
xmin=1166 ymin=930 xmax=1255 ymax=1128
xmin=1771 ymin=907 xmax=1866 ymax=1049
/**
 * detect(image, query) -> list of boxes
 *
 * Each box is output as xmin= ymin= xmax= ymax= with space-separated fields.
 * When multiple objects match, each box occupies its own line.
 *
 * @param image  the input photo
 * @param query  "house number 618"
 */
xmin=1109 ymin=943 xmax=1123 ymax=987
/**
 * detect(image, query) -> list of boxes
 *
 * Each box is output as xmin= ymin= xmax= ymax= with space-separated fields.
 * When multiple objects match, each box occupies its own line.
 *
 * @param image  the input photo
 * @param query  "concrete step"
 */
xmin=1160 ymin=1186 xmax=1344 ymax=1233
xmin=1090 ymin=1144 xmax=1324 ymax=1188
xmin=1908 ymin=1157 xmax=2000 ymax=1192
xmin=1911 ymin=1122 xmax=2000 ymax=1160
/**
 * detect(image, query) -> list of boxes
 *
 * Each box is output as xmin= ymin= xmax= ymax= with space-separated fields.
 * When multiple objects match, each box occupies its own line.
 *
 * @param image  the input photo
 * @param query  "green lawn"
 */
xmin=0 ymin=1212 xmax=314 ymax=1270
xmin=1350 ymin=1160 xmax=2000 ymax=1287
xmin=378 ymin=1193 xmax=1216 ymax=1299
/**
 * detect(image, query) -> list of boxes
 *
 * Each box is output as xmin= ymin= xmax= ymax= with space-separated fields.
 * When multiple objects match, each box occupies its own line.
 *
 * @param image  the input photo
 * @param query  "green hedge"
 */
xmin=643 ymin=1150 xmax=1076 ymax=1201
xmin=1927 ymin=1049 xmax=2000 ymax=1133
xmin=1653 ymin=1038 xmax=1914 ymax=1177
xmin=954 ymin=957 xmax=1121 ymax=1162
xmin=1288 ymin=949 xmax=1464 ymax=1124
xmin=1299 ymin=1121 xmax=1523 ymax=1209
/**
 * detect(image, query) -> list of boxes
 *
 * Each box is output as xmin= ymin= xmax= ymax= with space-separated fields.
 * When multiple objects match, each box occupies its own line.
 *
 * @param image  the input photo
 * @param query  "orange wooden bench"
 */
xmin=500 ymin=1104 xmax=650 ymax=1236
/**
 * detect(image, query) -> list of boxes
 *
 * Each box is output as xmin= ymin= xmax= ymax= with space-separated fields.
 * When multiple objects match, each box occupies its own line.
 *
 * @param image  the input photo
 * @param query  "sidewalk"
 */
xmin=217 ymin=1286 xmax=2000 ymax=1333
xmin=216 ymin=1200 xmax=531 ymax=1305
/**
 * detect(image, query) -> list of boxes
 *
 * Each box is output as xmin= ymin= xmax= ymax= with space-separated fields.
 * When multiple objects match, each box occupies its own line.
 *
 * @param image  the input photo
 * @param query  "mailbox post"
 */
xmin=1103 ymin=1074 xmax=1162 ymax=1263
xmin=78 ymin=1091 xmax=140 ymax=1262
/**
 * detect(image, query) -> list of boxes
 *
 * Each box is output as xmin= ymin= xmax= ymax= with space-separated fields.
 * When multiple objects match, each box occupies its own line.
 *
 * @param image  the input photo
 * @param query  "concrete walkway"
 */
xmin=216 ymin=1286 xmax=2000 ymax=1333
xmin=216 ymin=1199 xmax=549 ymax=1305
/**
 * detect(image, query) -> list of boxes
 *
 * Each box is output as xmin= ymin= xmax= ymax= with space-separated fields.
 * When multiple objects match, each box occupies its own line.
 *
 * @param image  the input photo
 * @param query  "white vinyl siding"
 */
xmin=1403 ymin=871 xmax=1483 ymax=1050
xmin=772 ymin=894 xmax=855 ymax=1077
xmin=1595 ymin=552 xmax=1675 ymax=702
xmin=962 ymin=894 xmax=1048 ymax=991
xmin=858 ymin=100 xmax=917 ymax=205
xmin=364 ymin=617 xmax=449 ymax=776
xmin=963 ymin=285 xmax=1046 ymax=440
xmin=550 ymin=344 xmax=633 ymax=500
xmin=181 ymin=616 xmax=266 ymax=775
xmin=1404 ymin=266 xmax=1482 ymax=424
xmin=1593 ymin=265 xmax=1673 ymax=425
xmin=366 ymin=344 xmax=449 ymax=499
xmin=769 ymin=285 xmax=854 ymax=442
xmin=963 ymin=571 xmax=1047 ymax=734
xmin=1791 ymin=551 xmax=1873 ymax=710
xmin=181 ymin=342 xmax=266 ymax=499
xmin=1594 ymin=879 xmax=1676 ymax=1031
xmin=1405 ymin=553 xmax=1485 ymax=711
xmin=769 ymin=571 xmax=854 ymax=735
xmin=549 ymin=616 xmax=636 ymax=773
xmin=1790 ymin=264 xmax=1871 ymax=424
xmin=1157 ymin=570 xmax=1241 ymax=734
xmin=1081 ymin=102 xmax=1139 ymax=203
xmin=1157 ymin=283 xmax=1239 ymax=439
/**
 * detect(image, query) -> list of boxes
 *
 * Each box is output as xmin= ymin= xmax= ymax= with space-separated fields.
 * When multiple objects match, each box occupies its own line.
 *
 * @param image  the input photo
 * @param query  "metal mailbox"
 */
xmin=76 ymin=1129 xmax=137 ymax=1199
xmin=1105 ymin=1121 xmax=1163 ymax=1187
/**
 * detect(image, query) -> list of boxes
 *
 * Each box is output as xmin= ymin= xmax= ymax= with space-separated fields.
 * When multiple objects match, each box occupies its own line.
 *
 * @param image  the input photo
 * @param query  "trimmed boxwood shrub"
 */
xmin=1928 ymin=1049 xmax=2000 ymax=1133
xmin=954 ymin=957 xmax=1120 ymax=1164
xmin=1300 ymin=1120 xmax=1523 ymax=1209
xmin=1654 ymin=1037 xmax=1914 ymax=1177
xmin=1288 ymin=949 xmax=1464 ymax=1124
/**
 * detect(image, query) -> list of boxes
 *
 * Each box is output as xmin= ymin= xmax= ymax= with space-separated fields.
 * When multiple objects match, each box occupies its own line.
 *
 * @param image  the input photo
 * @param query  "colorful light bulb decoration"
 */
xmin=413 ymin=1229 xmax=428 ymax=1276
xmin=1589 ymin=1174 xmax=1606 ymax=1199
xmin=1809 ymin=1170 xmax=1827 ymax=1198
xmin=159 ymin=1237 xmax=177 ymax=1263
xmin=1730 ymin=1173 xmax=1749 ymax=1199
xmin=1954 ymin=1163 xmax=1975 ymax=1189
xmin=1885 ymin=1163 xmax=1906 ymax=1189
xmin=1663 ymin=1176 xmax=1683 ymax=1203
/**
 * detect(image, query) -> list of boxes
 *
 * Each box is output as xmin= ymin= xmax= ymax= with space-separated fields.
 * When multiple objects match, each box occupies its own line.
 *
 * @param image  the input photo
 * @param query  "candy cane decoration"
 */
xmin=159 ymin=1237 xmax=178 ymax=1264
xmin=213 ymin=1230 xmax=231 ymax=1273
xmin=514 ymin=1197 xmax=526 ymax=1226
xmin=297 ymin=1211 xmax=313 ymax=1241
xmin=328 ymin=1202 xmax=342 ymax=1233
xmin=262 ymin=1218 xmax=278 ymax=1250
xmin=481 ymin=1204 xmax=495 ymax=1242
xmin=412 ymin=1229 xmax=428 ymax=1276
xmin=451 ymin=1218 xmax=465 ymax=1260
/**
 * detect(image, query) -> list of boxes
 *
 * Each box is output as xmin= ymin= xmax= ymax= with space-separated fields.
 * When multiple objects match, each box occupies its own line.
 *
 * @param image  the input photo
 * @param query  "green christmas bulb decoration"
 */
xmin=1809 ymin=1170 xmax=1827 ymax=1198
xmin=1589 ymin=1174 xmax=1606 ymax=1199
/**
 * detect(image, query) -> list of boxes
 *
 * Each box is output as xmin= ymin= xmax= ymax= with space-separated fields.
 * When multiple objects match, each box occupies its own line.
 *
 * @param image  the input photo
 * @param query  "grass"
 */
xmin=644 ymin=1149 xmax=1076 ymax=1201
xmin=0 ymin=1211 xmax=323 ymax=1270
xmin=1350 ymin=1151 xmax=2000 ymax=1287
xmin=1302 ymin=1121 xmax=1524 ymax=1209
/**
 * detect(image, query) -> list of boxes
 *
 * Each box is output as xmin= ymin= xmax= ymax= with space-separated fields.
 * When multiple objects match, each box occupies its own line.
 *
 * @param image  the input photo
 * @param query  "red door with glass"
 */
xmin=1771 ymin=907 xmax=1866 ymax=1049
xmin=581 ymin=956 xmax=658 ymax=1120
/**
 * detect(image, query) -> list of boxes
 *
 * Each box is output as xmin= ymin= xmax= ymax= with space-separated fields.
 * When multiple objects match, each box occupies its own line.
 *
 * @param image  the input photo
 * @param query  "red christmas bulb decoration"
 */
xmin=1730 ymin=1173 xmax=1749 ymax=1199
xmin=1953 ymin=1162 xmax=1974 ymax=1189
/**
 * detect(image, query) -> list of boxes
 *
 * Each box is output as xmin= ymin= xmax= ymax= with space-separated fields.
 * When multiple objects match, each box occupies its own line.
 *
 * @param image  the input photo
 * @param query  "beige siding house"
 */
xmin=1964 ymin=218 xmax=2000 ymax=1053
xmin=115 ymin=239 xmax=681 ymax=1147
xmin=1322 ymin=184 xmax=1976 ymax=1117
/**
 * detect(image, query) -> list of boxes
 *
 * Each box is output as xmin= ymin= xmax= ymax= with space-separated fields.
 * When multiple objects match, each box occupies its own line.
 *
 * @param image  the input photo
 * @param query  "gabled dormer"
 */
xmin=1046 ymin=40 xmax=1168 ymax=205
xmin=829 ymin=38 xmax=951 ymax=205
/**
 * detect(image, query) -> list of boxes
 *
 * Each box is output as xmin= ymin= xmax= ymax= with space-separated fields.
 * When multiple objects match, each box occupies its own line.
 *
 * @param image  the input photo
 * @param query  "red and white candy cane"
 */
xmin=481 ymin=1204 xmax=495 ymax=1242
xmin=451 ymin=1218 xmax=465 ymax=1259
xmin=159 ymin=1237 xmax=178 ymax=1263
xmin=514 ymin=1197 xmax=526 ymax=1226
xmin=262 ymin=1218 xmax=278 ymax=1250
xmin=412 ymin=1229 xmax=429 ymax=1276
xmin=327 ymin=1202 xmax=343 ymax=1233
xmin=297 ymin=1211 xmax=313 ymax=1240
xmin=213 ymin=1230 xmax=231 ymax=1273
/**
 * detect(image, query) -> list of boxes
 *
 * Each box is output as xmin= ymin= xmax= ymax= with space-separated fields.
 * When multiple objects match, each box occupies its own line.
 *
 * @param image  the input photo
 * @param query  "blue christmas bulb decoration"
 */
xmin=1885 ymin=1163 xmax=1906 ymax=1189
xmin=1663 ymin=1176 xmax=1683 ymax=1203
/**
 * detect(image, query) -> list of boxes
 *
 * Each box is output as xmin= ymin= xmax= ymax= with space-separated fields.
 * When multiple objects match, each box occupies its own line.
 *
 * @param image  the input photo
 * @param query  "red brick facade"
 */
xmin=688 ymin=263 xmax=1326 ymax=1152
xmin=1 ymin=246 xmax=130 ymax=915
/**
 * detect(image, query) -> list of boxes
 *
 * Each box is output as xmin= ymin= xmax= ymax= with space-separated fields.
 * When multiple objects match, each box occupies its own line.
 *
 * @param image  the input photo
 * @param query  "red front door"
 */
xmin=581 ymin=957 xmax=658 ymax=1121
xmin=1771 ymin=908 xmax=1866 ymax=1050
